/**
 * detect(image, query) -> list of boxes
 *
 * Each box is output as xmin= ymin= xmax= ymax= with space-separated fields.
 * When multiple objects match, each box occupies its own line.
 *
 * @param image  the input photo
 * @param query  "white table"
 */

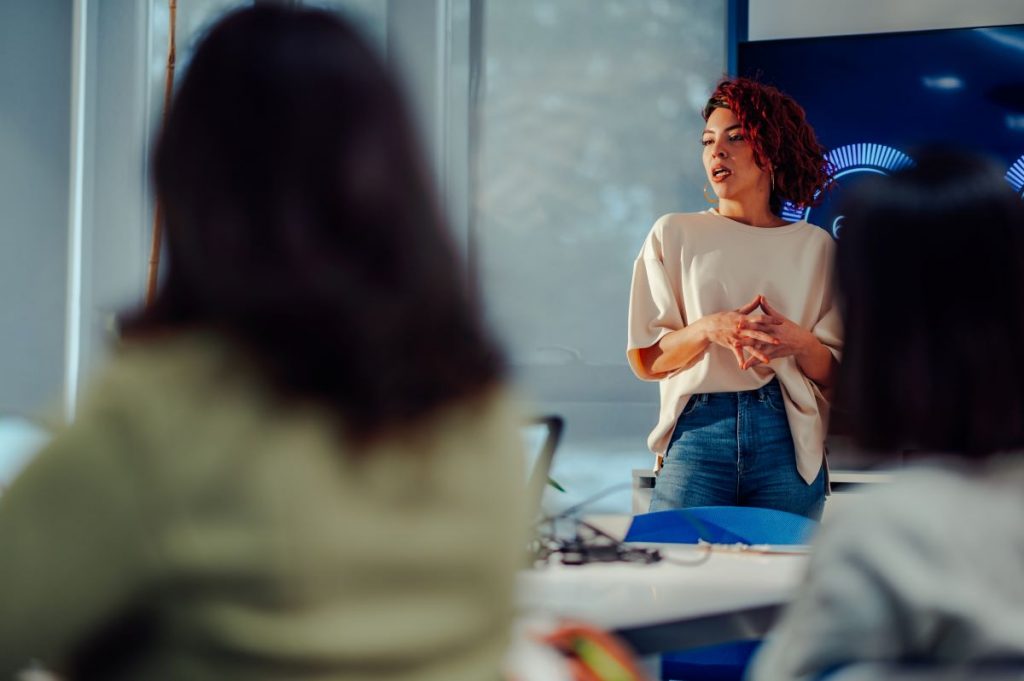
xmin=517 ymin=537 xmax=809 ymax=654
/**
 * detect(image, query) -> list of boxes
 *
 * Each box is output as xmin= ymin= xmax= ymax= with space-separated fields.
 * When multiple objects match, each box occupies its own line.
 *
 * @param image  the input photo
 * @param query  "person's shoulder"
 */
xmin=781 ymin=221 xmax=837 ymax=265
xmin=104 ymin=332 xmax=244 ymax=394
xmin=643 ymin=211 xmax=716 ymax=252
xmin=815 ymin=464 xmax=1016 ymax=565
xmin=651 ymin=211 xmax=716 ymax=234
xmin=825 ymin=466 xmax=963 ymax=526
xmin=790 ymin=220 xmax=836 ymax=246
xmin=78 ymin=331 xmax=258 ymax=430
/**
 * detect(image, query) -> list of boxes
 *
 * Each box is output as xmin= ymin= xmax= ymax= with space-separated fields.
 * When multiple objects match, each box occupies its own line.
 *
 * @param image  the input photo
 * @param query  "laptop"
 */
xmin=520 ymin=415 xmax=563 ymax=513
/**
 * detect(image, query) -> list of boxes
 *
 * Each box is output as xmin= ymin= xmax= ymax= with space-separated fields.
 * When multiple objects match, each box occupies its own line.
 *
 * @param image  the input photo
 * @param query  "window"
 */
xmin=474 ymin=1 xmax=727 ymax=511
xmin=148 ymin=0 xmax=729 ymax=512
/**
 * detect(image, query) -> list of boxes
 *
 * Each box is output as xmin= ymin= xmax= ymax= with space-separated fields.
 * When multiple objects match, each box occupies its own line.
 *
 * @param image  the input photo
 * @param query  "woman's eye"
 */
xmin=701 ymin=139 xmax=713 ymax=146
xmin=729 ymin=135 xmax=744 ymax=142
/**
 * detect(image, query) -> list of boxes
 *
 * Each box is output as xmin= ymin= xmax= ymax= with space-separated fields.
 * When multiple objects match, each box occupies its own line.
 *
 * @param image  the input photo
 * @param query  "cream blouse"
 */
xmin=626 ymin=210 xmax=842 ymax=484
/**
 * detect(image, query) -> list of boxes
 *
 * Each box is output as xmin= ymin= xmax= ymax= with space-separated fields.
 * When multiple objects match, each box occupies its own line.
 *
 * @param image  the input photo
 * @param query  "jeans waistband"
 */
xmin=752 ymin=378 xmax=782 ymax=398
xmin=698 ymin=378 xmax=781 ymax=401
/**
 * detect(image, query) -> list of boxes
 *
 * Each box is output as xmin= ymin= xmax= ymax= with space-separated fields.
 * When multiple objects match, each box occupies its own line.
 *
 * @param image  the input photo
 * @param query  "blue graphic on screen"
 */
xmin=739 ymin=24 xmax=1024 ymax=236
xmin=781 ymin=143 xmax=916 ymax=235
xmin=1009 ymin=156 xmax=1024 ymax=196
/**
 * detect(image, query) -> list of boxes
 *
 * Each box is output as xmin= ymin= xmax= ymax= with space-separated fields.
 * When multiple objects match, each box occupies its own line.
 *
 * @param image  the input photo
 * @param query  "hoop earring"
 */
xmin=770 ymin=170 xmax=776 ymax=193
xmin=703 ymin=183 xmax=718 ymax=205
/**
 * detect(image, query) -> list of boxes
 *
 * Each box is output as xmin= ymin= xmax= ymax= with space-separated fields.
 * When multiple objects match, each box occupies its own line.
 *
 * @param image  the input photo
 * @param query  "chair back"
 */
xmin=625 ymin=506 xmax=817 ymax=546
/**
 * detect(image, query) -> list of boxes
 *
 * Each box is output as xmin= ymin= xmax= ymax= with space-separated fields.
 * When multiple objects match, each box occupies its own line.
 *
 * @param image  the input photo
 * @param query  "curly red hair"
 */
xmin=703 ymin=77 xmax=834 ymax=214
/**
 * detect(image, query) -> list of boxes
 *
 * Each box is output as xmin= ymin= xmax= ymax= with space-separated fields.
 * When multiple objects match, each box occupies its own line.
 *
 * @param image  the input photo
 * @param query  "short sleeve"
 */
xmin=811 ymin=238 xmax=843 ymax=363
xmin=813 ymin=306 xmax=842 ymax=362
xmin=626 ymin=223 xmax=685 ymax=379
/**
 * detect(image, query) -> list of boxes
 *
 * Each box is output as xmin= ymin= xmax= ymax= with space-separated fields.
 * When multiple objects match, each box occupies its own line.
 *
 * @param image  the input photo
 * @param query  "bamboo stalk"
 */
xmin=145 ymin=0 xmax=177 ymax=307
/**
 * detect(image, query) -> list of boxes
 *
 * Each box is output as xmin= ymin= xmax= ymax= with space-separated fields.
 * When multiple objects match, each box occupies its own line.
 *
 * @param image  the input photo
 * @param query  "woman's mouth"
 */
xmin=711 ymin=166 xmax=732 ymax=182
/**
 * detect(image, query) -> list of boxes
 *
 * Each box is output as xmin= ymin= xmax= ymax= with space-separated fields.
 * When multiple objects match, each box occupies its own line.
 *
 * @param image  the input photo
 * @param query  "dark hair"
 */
xmin=703 ymin=77 xmax=834 ymax=216
xmin=122 ymin=5 xmax=504 ymax=440
xmin=836 ymin=147 xmax=1024 ymax=458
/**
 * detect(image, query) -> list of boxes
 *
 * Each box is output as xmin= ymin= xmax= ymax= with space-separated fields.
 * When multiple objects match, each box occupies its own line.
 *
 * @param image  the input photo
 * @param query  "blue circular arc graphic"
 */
xmin=1007 ymin=156 xmax=1024 ymax=197
xmin=780 ymin=143 xmax=917 ymax=230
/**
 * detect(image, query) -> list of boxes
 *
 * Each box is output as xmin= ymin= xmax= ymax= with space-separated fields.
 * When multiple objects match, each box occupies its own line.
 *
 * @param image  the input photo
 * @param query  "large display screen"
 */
xmin=738 ymin=24 xmax=1024 ymax=235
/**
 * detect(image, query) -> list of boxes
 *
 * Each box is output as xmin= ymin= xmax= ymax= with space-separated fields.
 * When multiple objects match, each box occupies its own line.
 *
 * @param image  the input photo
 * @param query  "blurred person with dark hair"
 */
xmin=0 ymin=6 xmax=526 ymax=680
xmin=628 ymin=78 xmax=840 ymax=518
xmin=749 ymin=148 xmax=1024 ymax=680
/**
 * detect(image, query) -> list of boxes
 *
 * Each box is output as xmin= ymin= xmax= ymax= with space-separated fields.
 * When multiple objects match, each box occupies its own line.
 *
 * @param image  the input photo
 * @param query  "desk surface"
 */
xmin=518 ymin=544 xmax=808 ymax=631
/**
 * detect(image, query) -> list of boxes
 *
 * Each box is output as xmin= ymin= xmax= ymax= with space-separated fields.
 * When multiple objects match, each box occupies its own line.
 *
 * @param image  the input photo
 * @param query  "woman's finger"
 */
xmin=741 ymin=316 xmax=784 ymax=328
xmin=737 ymin=316 xmax=783 ymax=331
xmin=740 ymin=342 xmax=772 ymax=369
xmin=759 ymin=297 xmax=785 ymax=319
xmin=736 ymin=295 xmax=762 ymax=315
xmin=730 ymin=343 xmax=747 ymax=368
xmin=747 ymin=346 xmax=773 ymax=365
xmin=751 ymin=314 xmax=784 ymax=326
xmin=737 ymin=329 xmax=780 ymax=344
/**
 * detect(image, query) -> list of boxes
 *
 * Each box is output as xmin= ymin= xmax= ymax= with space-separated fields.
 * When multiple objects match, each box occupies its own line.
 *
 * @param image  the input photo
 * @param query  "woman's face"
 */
xmin=701 ymin=107 xmax=771 ymax=206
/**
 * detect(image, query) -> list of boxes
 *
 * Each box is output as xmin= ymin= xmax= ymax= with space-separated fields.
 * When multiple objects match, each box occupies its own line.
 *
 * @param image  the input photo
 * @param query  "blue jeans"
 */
xmin=649 ymin=380 xmax=825 ymax=519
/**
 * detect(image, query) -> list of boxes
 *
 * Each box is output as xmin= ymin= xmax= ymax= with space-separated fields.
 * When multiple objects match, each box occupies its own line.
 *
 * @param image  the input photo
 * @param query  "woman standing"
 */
xmin=627 ymin=78 xmax=840 ymax=518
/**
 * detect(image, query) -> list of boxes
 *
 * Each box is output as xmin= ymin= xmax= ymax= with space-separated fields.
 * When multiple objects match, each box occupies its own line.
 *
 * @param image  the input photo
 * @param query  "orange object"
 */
xmin=145 ymin=0 xmax=177 ymax=307
xmin=540 ymin=622 xmax=650 ymax=681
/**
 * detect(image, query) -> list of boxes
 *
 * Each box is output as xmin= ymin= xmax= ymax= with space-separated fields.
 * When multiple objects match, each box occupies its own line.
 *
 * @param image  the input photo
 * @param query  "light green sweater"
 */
xmin=0 ymin=334 xmax=527 ymax=680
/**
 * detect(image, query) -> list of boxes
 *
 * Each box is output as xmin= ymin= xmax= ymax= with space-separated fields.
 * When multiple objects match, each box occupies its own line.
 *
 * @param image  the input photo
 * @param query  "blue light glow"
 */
xmin=922 ymin=75 xmax=964 ymax=90
xmin=978 ymin=27 xmax=1024 ymax=54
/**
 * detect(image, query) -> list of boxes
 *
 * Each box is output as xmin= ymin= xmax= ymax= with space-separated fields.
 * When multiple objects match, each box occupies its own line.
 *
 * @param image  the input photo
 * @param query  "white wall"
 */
xmin=0 ymin=2 xmax=72 ymax=417
xmin=749 ymin=0 xmax=1024 ymax=40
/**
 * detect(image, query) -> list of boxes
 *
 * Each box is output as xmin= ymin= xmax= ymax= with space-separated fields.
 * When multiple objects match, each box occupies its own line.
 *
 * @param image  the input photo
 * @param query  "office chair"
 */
xmin=625 ymin=506 xmax=816 ymax=546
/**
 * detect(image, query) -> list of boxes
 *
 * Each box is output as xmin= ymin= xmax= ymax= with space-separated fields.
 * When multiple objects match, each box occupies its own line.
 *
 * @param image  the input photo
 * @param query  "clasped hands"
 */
xmin=700 ymin=295 xmax=814 ymax=370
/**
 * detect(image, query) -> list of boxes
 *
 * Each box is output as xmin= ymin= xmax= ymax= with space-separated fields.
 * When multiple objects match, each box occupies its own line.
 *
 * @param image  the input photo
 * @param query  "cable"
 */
xmin=540 ymin=482 xmax=717 ymax=544
xmin=658 ymin=541 xmax=713 ymax=567
xmin=539 ymin=482 xmax=634 ymax=524
xmin=531 ymin=483 xmax=724 ymax=567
